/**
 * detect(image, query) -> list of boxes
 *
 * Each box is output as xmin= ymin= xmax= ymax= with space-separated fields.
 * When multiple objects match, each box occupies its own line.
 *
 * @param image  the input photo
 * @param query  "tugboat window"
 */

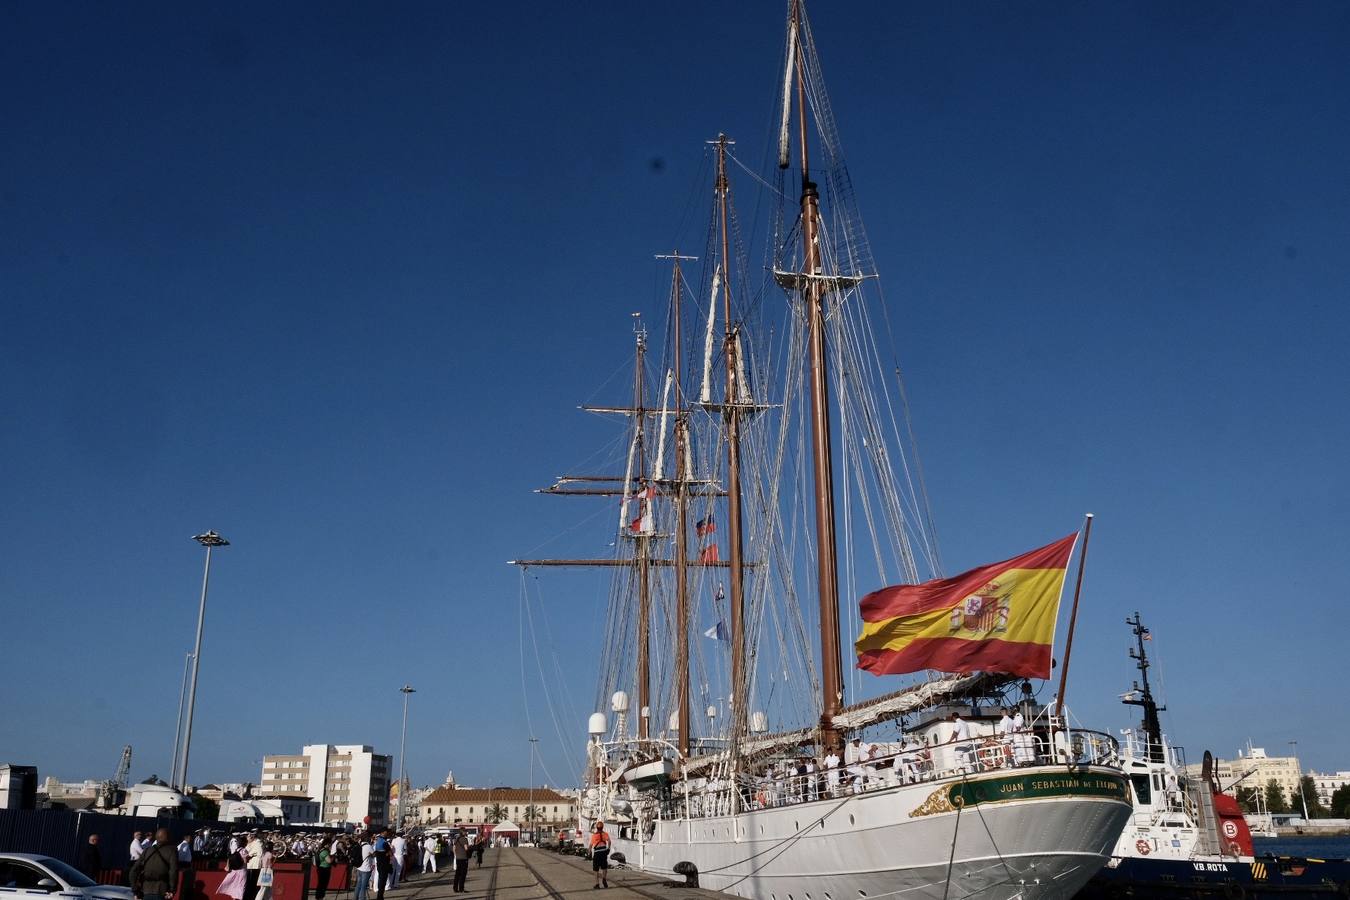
xmin=1130 ymin=774 xmax=1152 ymax=805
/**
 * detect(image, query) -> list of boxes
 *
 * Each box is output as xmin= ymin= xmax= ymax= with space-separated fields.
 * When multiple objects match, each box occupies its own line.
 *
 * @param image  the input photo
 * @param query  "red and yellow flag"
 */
xmin=855 ymin=533 xmax=1077 ymax=679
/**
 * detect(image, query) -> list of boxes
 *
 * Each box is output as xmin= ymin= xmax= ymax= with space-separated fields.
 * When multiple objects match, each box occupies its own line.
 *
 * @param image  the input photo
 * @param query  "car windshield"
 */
xmin=39 ymin=857 xmax=97 ymax=888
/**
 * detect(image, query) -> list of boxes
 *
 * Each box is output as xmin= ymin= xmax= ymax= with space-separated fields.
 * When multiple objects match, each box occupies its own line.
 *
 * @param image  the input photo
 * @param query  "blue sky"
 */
xmin=3 ymin=0 xmax=1348 ymax=792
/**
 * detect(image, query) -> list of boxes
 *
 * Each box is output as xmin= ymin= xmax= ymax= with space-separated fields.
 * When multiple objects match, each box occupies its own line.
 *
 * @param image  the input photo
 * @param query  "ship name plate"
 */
xmin=909 ymin=772 xmax=1128 ymax=817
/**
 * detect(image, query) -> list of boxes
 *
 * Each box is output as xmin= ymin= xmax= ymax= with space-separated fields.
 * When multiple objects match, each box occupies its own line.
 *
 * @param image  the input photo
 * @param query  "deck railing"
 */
xmin=652 ymin=727 xmax=1120 ymax=819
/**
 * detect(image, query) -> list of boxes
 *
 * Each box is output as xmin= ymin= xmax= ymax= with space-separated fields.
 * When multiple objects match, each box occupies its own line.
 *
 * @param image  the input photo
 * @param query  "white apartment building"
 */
xmin=1187 ymin=746 xmax=1303 ymax=806
xmin=260 ymin=744 xmax=391 ymax=827
xmin=1310 ymin=771 xmax=1350 ymax=808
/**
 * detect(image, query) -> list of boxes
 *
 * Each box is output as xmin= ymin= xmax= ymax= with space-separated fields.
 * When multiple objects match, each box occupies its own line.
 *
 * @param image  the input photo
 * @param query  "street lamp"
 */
xmin=178 ymin=530 xmax=228 ymax=791
xmin=528 ymin=737 xmax=539 ymax=841
xmin=396 ymin=684 xmax=416 ymax=827
xmin=1289 ymin=740 xmax=1310 ymax=820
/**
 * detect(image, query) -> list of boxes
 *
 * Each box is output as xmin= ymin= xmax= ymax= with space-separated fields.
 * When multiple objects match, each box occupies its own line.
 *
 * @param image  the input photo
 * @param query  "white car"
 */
xmin=0 ymin=854 xmax=135 ymax=900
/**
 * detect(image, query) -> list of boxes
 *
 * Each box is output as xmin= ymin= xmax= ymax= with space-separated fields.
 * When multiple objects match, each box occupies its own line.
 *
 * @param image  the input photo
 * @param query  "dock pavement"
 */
xmin=386 ymin=847 xmax=729 ymax=900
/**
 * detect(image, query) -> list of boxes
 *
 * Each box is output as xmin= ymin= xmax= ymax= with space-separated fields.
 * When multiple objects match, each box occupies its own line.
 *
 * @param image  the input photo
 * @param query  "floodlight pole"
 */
xmin=179 ymin=531 xmax=228 ymax=791
xmin=397 ymin=684 xmax=416 ymax=827
xmin=1289 ymin=740 xmax=1309 ymax=820
xmin=170 ymin=651 xmax=194 ymax=789
xmin=528 ymin=737 xmax=539 ymax=840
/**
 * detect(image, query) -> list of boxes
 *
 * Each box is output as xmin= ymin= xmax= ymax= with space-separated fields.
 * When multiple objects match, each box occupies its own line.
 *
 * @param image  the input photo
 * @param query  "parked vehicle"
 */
xmin=0 ymin=853 xmax=135 ymax=900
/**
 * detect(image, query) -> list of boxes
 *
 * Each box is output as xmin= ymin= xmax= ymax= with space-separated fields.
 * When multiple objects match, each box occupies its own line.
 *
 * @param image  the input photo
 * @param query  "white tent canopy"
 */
xmin=492 ymin=820 xmax=519 ymax=832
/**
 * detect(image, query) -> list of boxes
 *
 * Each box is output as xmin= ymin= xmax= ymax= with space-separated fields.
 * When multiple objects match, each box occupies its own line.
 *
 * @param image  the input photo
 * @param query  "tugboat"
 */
xmin=1077 ymin=613 xmax=1350 ymax=900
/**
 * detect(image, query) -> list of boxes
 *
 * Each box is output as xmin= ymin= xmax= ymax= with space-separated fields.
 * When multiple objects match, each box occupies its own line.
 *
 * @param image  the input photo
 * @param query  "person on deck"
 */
xmin=1011 ymin=710 xmax=1034 ymax=764
xmin=823 ymin=749 xmax=841 ymax=795
xmin=845 ymin=736 xmax=873 ymax=791
xmin=997 ymin=708 xmax=1016 ymax=766
xmin=949 ymin=712 xmax=974 ymax=770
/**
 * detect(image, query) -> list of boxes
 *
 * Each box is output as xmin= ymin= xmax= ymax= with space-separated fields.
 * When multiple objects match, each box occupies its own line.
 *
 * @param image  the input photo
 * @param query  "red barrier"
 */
xmin=183 ymin=867 xmax=229 ymax=900
xmin=312 ymin=863 xmax=350 ymax=898
xmin=179 ymin=864 xmax=309 ymax=900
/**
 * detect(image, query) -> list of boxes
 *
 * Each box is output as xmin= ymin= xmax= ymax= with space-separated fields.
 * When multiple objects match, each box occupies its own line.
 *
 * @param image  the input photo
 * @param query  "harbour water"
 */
xmin=1255 ymin=835 xmax=1350 ymax=858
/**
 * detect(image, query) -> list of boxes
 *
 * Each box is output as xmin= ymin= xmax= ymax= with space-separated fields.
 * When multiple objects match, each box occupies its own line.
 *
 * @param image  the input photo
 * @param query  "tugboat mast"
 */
xmin=1123 ymin=611 xmax=1167 ymax=763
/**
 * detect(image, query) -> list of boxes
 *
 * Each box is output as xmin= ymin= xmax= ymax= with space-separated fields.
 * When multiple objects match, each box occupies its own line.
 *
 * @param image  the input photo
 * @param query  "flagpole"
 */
xmin=1054 ymin=513 xmax=1094 ymax=721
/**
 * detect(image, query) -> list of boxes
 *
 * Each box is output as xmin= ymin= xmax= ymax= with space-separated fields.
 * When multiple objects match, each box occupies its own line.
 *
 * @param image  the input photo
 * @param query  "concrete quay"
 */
xmin=395 ymin=847 xmax=727 ymax=900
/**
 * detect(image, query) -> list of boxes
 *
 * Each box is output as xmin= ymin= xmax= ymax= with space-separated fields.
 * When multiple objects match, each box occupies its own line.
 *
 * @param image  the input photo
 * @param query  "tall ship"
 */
xmin=515 ymin=2 xmax=1133 ymax=899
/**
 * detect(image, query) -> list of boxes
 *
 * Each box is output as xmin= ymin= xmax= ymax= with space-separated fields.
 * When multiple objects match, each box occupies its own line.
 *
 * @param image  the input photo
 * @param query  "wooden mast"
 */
xmin=670 ymin=256 xmax=693 ymax=758
xmin=714 ymin=135 xmax=749 ymax=757
xmin=791 ymin=0 xmax=844 ymax=753
xmin=632 ymin=323 xmax=652 ymax=741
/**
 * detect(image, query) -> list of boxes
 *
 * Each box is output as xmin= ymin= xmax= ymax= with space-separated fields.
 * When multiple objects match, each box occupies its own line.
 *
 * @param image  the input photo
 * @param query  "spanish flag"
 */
xmin=855 ymin=533 xmax=1077 ymax=679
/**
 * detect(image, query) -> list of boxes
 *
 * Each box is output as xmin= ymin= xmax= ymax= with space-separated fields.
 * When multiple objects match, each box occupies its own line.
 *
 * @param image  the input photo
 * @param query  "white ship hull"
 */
xmin=586 ymin=766 xmax=1130 ymax=900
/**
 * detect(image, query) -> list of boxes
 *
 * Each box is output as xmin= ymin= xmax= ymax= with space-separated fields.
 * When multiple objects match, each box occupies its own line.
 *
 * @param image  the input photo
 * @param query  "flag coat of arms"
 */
xmin=855 ymin=533 xmax=1077 ymax=679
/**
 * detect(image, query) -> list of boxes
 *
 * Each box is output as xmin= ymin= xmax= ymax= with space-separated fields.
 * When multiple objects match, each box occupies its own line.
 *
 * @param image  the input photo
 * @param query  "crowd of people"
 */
xmin=349 ymin=829 xmax=488 ymax=900
xmin=105 ymin=825 xmax=491 ymax=900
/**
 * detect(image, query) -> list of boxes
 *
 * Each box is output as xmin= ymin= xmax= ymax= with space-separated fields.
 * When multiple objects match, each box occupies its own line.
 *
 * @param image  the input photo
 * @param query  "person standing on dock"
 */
xmin=216 ymin=843 xmax=247 ymax=900
xmin=312 ymin=841 xmax=332 ymax=900
xmin=473 ymin=835 xmax=485 ymax=867
xmin=590 ymin=821 xmax=611 ymax=889
xmin=354 ymin=835 xmax=374 ymax=900
xmin=372 ymin=832 xmax=392 ymax=900
xmin=420 ymin=834 xmax=437 ymax=874
xmin=244 ymin=833 xmax=264 ymax=900
xmin=253 ymin=842 xmax=274 ymax=900
xmin=130 ymin=829 xmax=179 ymax=900
xmin=390 ymin=831 xmax=407 ymax=888
xmin=451 ymin=833 xmax=470 ymax=893
xmin=79 ymin=835 xmax=102 ymax=879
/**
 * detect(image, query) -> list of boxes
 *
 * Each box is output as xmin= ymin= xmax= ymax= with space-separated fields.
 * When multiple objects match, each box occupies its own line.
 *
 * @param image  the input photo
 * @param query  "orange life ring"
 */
xmin=1135 ymin=839 xmax=1151 ymax=856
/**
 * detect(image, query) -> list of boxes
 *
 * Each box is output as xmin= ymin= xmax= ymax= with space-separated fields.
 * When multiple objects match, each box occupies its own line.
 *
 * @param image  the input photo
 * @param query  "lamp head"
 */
xmin=193 ymin=531 xmax=229 ymax=548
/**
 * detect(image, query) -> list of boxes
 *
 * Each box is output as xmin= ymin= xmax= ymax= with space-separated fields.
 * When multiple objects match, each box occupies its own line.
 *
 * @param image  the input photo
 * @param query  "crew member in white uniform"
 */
xmin=846 ymin=736 xmax=873 ymax=791
xmin=1011 ymin=710 xmax=1034 ymax=764
xmin=998 ymin=708 xmax=1016 ymax=765
xmin=949 ymin=712 xmax=974 ymax=770
xmin=823 ymin=749 xmax=841 ymax=795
